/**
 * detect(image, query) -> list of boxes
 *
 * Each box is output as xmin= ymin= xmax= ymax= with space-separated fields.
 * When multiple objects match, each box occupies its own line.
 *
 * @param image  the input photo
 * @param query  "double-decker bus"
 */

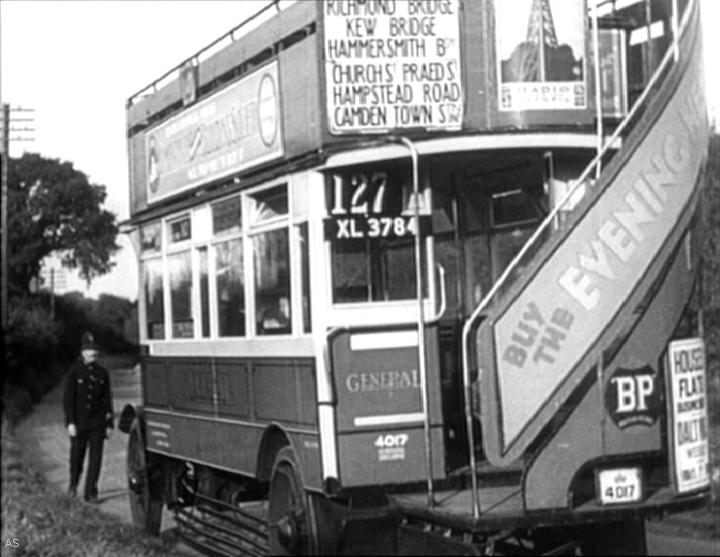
xmin=119 ymin=0 xmax=712 ymax=554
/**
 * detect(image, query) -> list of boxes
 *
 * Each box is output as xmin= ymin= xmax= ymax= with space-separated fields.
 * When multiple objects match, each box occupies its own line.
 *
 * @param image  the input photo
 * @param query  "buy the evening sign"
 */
xmin=667 ymin=338 xmax=710 ymax=493
xmin=323 ymin=0 xmax=463 ymax=133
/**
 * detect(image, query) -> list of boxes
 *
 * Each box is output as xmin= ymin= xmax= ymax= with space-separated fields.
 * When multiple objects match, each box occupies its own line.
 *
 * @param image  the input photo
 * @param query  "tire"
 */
xmin=127 ymin=420 xmax=163 ymax=536
xmin=268 ymin=446 xmax=342 ymax=555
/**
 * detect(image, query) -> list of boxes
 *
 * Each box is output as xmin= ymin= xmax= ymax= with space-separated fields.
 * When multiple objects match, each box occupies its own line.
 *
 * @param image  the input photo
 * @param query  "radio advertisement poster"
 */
xmin=323 ymin=0 xmax=463 ymax=133
xmin=496 ymin=0 xmax=587 ymax=111
xmin=667 ymin=338 xmax=710 ymax=493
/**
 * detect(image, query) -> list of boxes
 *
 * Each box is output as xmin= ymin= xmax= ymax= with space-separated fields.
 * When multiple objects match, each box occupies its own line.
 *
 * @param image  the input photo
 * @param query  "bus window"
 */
xmin=330 ymin=234 xmax=424 ymax=304
xmin=198 ymin=247 xmax=210 ymax=338
xmin=249 ymin=184 xmax=288 ymax=224
xmin=299 ymin=223 xmax=312 ymax=333
xmin=212 ymin=196 xmax=242 ymax=235
xmin=212 ymin=196 xmax=245 ymax=337
xmin=167 ymin=215 xmax=193 ymax=339
xmin=326 ymin=162 xmax=427 ymax=304
xmin=142 ymin=257 xmax=165 ymax=340
xmin=140 ymin=221 xmax=161 ymax=252
xmin=490 ymin=187 xmax=545 ymax=228
xmin=253 ymin=228 xmax=291 ymax=335
xmin=168 ymin=251 xmax=193 ymax=338
xmin=140 ymin=221 xmax=164 ymax=340
xmin=215 ymin=238 xmax=245 ymax=337
xmin=489 ymin=187 xmax=545 ymax=282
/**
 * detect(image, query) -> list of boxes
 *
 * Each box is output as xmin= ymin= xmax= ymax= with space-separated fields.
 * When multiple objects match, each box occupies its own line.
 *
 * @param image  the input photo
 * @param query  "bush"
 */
xmin=55 ymin=292 xmax=138 ymax=357
xmin=54 ymin=292 xmax=92 ymax=362
xmin=5 ymin=299 xmax=59 ymax=389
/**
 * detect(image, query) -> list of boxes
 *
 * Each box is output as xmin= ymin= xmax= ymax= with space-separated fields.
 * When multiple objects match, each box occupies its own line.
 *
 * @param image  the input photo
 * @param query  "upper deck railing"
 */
xmin=126 ymin=0 xmax=297 ymax=108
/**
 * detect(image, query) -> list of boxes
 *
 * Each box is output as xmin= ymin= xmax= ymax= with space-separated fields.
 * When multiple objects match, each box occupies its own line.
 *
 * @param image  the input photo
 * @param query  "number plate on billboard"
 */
xmin=597 ymin=468 xmax=642 ymax=505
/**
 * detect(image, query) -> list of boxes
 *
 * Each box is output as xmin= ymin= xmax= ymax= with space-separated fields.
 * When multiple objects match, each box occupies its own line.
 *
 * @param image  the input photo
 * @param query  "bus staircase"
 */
xmin=392 ymin=0 xmax=705 ymax=552
xmin=174 ymin=489 xmax=269 ymax=557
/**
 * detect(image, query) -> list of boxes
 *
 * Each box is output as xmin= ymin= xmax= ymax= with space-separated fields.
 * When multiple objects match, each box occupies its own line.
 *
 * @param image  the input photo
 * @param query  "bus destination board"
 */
xmin=323 ymin=0 xmax=463 ymax=133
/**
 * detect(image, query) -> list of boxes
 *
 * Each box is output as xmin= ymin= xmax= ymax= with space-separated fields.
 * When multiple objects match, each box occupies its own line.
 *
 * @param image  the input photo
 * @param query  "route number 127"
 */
xmin=330 ymin=171 xmax=389 ymax=215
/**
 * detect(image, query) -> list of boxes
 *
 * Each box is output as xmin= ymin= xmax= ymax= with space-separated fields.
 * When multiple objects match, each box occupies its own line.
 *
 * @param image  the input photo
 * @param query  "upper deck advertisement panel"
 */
xmin=145 ymin=62 xmax=283 ymax=205
xmin=323 ymin=0 xmax=463 ymax=133
xmin=495 ymin=0 xmax=587 ymax=112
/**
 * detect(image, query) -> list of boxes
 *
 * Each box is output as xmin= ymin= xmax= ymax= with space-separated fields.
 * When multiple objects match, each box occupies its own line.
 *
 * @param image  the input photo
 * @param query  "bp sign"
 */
xmin=605 ymin=365 xmax=662 ymax=429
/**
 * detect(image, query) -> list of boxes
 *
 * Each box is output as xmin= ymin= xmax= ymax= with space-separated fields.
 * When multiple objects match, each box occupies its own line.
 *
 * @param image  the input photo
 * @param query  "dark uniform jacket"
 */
xmin=63 ymin=360 xmax=114 ymax=431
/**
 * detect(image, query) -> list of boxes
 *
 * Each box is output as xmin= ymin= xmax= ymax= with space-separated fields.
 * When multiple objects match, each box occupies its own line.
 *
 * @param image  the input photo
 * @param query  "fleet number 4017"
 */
xmin=374 ymin=433 xmax=409 ymax=448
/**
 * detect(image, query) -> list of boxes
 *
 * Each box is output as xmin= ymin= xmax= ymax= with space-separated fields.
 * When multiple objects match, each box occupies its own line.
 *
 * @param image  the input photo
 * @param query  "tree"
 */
xmin=7 ymin=153 xmax=119 ymax=294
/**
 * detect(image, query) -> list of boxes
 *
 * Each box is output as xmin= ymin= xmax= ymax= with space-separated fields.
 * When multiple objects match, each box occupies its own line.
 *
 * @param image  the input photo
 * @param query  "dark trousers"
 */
xmin=69 ymin=427 xmax=105 ymax=499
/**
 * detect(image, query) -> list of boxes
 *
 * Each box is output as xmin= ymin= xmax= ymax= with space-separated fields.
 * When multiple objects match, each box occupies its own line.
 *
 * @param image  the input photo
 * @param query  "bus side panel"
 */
xmin=329 ymin=327 xmax=446 ymax=487
xmin=254 ymin=359 xmax=318 ymax=426
xmin=460 ymin=0 xmax=492 ymax=131
xmin=128 ymin=133 xmax=146 ymax=216
xmin=279 ymin=35 xmax=323 ymax=161
xmin=143 ymin=357 xmax=169 ymax=408
xmin=144 ymin=410 xmax=263 ymax=476
xmin=601 ymin=229 xmax=698 ymax=458
xmin=142 ymin=355 xmax=320 ymax=481
xmin=523 ymin=229 xmax=696 ymax=510
xmin=215 ymin=358 xmax=252 ymax=418
xmin=172 ymin=358 xmax=215 ymax=414
xmin=338 ymin=427 xmax=446 ymax=488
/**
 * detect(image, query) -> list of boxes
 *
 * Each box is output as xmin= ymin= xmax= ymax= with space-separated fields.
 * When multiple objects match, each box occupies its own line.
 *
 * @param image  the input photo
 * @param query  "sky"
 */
xmin=1 ymin=0 xmax=718 ymax=301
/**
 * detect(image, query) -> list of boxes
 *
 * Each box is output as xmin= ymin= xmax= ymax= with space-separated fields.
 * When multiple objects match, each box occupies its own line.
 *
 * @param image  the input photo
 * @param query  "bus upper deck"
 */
xmin=121 ymin=1 xmax=711 ymax=554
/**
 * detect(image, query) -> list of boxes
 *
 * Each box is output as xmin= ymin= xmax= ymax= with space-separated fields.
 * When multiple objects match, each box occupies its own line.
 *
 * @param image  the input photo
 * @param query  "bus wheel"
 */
xmin=127 ymin=421 xmax=163 ymax=536
xmin=268 ymin=446 xmax=320 ymax=555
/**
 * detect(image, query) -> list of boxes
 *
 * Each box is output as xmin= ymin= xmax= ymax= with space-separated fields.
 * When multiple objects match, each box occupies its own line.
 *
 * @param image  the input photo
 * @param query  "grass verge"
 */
xmin=1 ymin=419 xmax=176 ymax=557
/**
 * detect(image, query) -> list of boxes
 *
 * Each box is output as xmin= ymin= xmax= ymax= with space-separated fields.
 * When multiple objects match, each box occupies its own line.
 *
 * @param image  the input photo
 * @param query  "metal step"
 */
xmin=174 ymin=492 xmax=268 ymax=557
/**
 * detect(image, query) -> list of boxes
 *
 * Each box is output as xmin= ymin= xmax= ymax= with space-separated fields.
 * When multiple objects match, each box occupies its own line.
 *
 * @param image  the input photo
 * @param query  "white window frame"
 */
xmin=142 ymin=172 xmax=316 ymax=356
xmin=318 ymin=164 xmax=438 ymax=328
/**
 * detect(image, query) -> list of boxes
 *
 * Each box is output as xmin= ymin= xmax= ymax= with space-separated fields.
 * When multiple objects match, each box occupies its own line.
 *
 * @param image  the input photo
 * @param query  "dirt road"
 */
xmin=14 ymin=357 xmax=719 ymax=556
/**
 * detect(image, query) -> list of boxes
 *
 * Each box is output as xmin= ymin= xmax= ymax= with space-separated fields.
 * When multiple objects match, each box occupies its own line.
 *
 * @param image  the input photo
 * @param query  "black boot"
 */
xmin=84 ymin=486 xmax=99 ymax=503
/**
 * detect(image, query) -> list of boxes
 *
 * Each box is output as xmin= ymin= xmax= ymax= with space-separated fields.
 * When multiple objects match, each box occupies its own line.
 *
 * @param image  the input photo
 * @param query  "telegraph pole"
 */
xmin=1 ymin=104 xmax=35 ymax=329
xmin=1 ymin=104 xmax=9 ymax=330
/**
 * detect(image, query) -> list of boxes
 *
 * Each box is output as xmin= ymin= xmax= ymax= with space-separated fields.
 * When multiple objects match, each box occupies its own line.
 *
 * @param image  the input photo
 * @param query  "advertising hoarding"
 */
xmin=667 ymin=338 xmax=710 ymax=493
xmin=496 ymin=0 xmax=587 ymax=111
xmin=145 ymin=62 xmax=283 ymax=204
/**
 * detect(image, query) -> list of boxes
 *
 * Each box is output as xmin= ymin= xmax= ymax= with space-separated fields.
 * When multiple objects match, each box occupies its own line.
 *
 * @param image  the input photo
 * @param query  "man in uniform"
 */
xmin=63 ymin=331 xmax=114 ymax=502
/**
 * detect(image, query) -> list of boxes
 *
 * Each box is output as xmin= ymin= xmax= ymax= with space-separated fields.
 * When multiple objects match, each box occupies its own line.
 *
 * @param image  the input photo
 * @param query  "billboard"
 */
xmin=496 ymin=0 xmax=587 ymax=111
xmin=145 ymin=62 xmax=283 ymax=204
xmin=323 ymin=0 xmax=463 ymax=133
xmin=667 ymin=338 xmax=710 ymax=493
